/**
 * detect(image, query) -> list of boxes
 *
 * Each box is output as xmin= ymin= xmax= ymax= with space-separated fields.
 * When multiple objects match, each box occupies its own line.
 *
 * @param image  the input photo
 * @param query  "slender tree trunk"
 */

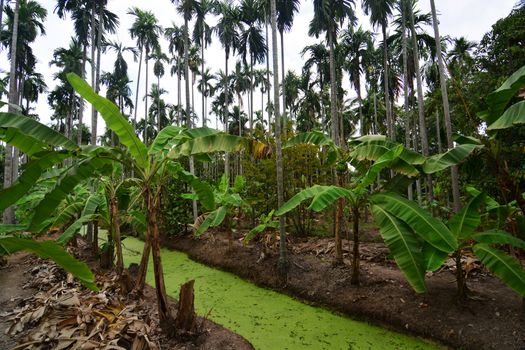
xmin=430 ymin=0 xmax=461 ymax=213
xmin=90 ymin=1 xmax=96 ymax=141
xmin=250 ymin=58 xmax=254 ymax=133
xmin=78 ymin=43 xmax=88 ymax=145
xmin=224 ymin=52 xmax=230 ymax=178
xmin=350 ymin=206 xmax=360 ymax=285
xmin=409 ymin=4 xmax=433 ymax=206
xmin=328 ymin=28 xmax=339 ymax=146
xmin=91 ymin=2 xmax=103 ymax=145
xmin=157 ymin=75 xmax=161 ymax=133
xmin=134 ymin=47 xmax=143 ymax=129
xmin=436 ymin=111 xmax=443 ymax=153
xmin=201 ymin=37 xmax=206 ymax=127
xmin=373 ymin=91 xmax=378 ymax=134
xmin=177 ymin=60 xmax=181 ymax=125
xmin=135 ymin=238 xmax=150 ymax=292
xmin=357 ymin=79 xmax=363 ymax=135
xmin=2 ymin=0 xmax=19 ymax=224
xmin=280 ymin=30 xmax=286 ymax=138
xmin=382 ymin=24 xmax=393 ymax=141
xmin=144 ymin=52 xmax=150 ymax=144
xmin=401 ymin=0 xmax=413 ymax=201
xmin=270 ymin=0 xmax=287 ymax=272
xmin=265 ymin=21 xmax=271 ymax=130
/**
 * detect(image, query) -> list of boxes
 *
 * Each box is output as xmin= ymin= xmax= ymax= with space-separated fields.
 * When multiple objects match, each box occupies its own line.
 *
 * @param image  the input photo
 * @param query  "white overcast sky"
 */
xmin=0 ymin=0 xmax=518 ymax=136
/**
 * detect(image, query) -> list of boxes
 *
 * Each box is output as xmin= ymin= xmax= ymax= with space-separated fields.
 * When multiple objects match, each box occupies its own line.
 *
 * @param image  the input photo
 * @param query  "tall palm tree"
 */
xmin=215 ymin=0 xmax=242 ymax=178
xmin=362 ymin=0 xmax=396 ymax=140
xmin=165 ymin=23 xmax=185 ymax=124
xmin=310 ymin=0 xmax=355 ymax=268
xmin=193 ymin=0 xmax=214 ymax=126
xmin=128 ymin=7 xmax=161 ymax=142
xmin=341 ymin=25 xmax=373 ymax=135
xmin=276 ymin=0 xmax=300 ymax=135
xmin=150 ymin=48 xmax=168 ymax=132
xmin=197 ymin=68 xmax=215 ymax=126
xmin=239 ymin=0 xmax=267 ymax=133
xmin=269 ymin=0 xmax=287 ymax=271
xmin=430 ymin=0 xmax=460 ymax=213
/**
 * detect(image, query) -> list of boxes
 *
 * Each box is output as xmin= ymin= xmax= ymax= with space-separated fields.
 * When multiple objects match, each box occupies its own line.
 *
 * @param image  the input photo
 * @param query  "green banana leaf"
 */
xmin=67 ymin=73 xmax=149 ymax=170
xmin=275 ymin=185 xmax=355 ymax=216
xmin=453 ymin=133 xmax=483 ymax=145
xmin=473 ymin=230 xmax=525 ymax=250
xmin=284 ymin=131 xmax=339 ymax=165
xmin=51 ymin=201 xmax=85 ymax=229
xmin=370 ymin=192 xmax=457 ymax=253
xmin=0 ymin=237 xmax=98 ymax=291
xmin=169 ymin=134 xmax=264 ymax=158
xmin=422 ymin=243 xmax=449 ymax=272
xmin=0 ymin=151 xmax=71 ymax=213
xmin=0 ymin=224 xmax=27 ymax=235
xmin=56 ymin=214 xmax=96 ymax=245
xmin=195 ymin=206 xmax=228 ymax=236
xmin=148 ymin=126 xmax=184 ymax=155
xmin=29 ymin=157 xmax=113 ymax=232
xmin=448 ymin=192 xmax=485 ymax=240
xmin=372 ymin=205 xmax=427 ymax=293
xmin=0 ymin=112 xmax=77 ymax=153
xmin=473 ymin=243 xmax=525 ymax=297
xmin=481 ymin=64 xmax=525 ymax=124
xmin=487 ymin=100 xmax=525 ymax=130
xmin=422 ymin=144 xmax=482 ymax=174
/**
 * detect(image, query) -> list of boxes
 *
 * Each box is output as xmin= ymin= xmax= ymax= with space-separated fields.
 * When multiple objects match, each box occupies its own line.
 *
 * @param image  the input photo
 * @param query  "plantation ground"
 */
xmin=0 ymin=249 xmax=253 ymax=350
xmin=163 ymin=229 xmax=525 ymax=350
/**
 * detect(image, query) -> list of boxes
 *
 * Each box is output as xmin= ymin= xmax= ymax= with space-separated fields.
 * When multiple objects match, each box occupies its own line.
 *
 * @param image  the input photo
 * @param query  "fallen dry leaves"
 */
xmin=2 ymin=260 xmax=159 ymax=350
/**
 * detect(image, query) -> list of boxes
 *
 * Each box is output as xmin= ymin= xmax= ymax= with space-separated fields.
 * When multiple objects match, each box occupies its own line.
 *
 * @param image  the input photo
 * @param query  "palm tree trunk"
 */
xmin=224 ymin=51 xmax=230 ymax=178
xmin=265 ymin=21 xmax=271 ymax=130
xmin=134 ymin=47 xmax=143 ymax=129
xmin=401 ymin=0 xmax=413 ymax=201
xmin=328 ymin=27 xmax=339 ymax=146
xmin=409 ymin=3 xmax=433 ymax=207
xmin=201 ymin=36 xmax=206 ymax=127
xmin=382 ymin=24 xmax=393 ymax=141
xmin=2 ymin=0 xmax=19 ymax=224
xmin=270 ymin=0 xmax=287 ymax=273
xmin=280 ymin=30 xmax=286 ymax=138
xmin=78 ymin=43 xmax=88 ymax=145
xmin=177 ymin=59 xmax=181 ymax=125
xmin=436 ymin=111 xmax=443 ymax=153
xmin=430 ymin=0 xmax=461 ymax=213
xmin=90 ymin=1 xmax=96 ymax=142
xmin=250 ymin=57 xmax=254 ymax=133
xmin=144 ymin=51 xmax=150 ymax=144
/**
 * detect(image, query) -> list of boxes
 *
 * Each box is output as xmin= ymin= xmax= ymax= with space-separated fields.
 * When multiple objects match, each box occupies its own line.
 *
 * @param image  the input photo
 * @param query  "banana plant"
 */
xmin=67 ymin=73 xmax=265 ymax=332
xmin=371 ymin=190 xmax=525 ymax=298
xmin=184 ymin=173 xmax=247 ymax=250
xmin=279 ymin=132 xmax=480 ymax=286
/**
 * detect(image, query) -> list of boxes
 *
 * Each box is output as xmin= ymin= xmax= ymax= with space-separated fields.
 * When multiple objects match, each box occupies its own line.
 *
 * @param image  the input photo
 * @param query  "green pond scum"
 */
xmin=122 ymin=236 xmax=442 ymax=350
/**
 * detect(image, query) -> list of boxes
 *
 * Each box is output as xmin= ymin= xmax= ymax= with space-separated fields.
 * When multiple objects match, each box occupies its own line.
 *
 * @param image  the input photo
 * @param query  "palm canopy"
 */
xmin=309 ymin=0 xmax=356 ymax=38
xmin=361 ymin=0 xmax=396 ymax=29
xmin=127 ymin=7 xmax=161 ymax=55
xmin=214 ymin=0 xmax=243 ymax=58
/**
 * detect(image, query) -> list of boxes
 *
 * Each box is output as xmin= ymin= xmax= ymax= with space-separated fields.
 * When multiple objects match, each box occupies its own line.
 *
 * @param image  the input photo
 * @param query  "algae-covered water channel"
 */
xmin=122 ymin=236 xmax=440 ymax=350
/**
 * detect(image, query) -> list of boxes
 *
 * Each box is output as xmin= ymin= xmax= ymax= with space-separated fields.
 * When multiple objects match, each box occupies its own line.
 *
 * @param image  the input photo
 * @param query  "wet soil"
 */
xmin=162 ymin=231 xmax=525 ymax=350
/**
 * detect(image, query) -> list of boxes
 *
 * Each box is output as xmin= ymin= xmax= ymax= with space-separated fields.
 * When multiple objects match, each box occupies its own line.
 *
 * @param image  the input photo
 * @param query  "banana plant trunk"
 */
xmin=145 ymin=186 xmax=174 ymax=329
xmin=455 ymin=249 xmax=467 ymax=300
xmin=134 ymin=47 xmax=143 ymax=129
xmin=110 ymin=197 xmax=124 ymax=275
xmin=351 ymin=206 xmax=360 ymax=285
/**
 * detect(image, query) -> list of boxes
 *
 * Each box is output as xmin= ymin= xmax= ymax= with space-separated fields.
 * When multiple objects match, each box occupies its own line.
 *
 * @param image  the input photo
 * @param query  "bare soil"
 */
xmin=162 ymin=230 xmax=525 ymax=350
xmin=0 ymin=247 xmax=253 ymax=350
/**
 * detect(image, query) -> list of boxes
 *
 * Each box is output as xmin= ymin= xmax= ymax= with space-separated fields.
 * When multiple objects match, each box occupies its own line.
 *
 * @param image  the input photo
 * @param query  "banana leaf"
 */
xmin=275 ymin=185 xmax=355 ymax=216
xmin=195 ymin=206 xmax=228 ymax=236
xmin=448 ymin=192 xmax=485 ymax=240
xmin=0 ymin=237 xmax=98 ymax=291
xmin=370 ymin=192 xmax=457 ymax=253
xmin=473 ymin=243 xmax=525 ymax=297
xmin=473 ymin=230 xmax=525 ymax=250
xmin=422 ymin=144 xmax=481 ymax=174
xmin=487 ymin=100 xmax=525 ymax=130
xmin=67 ymin=73 xmax=148 ymax=170
xmin=372 ymin=205 xmax=427 ymax=293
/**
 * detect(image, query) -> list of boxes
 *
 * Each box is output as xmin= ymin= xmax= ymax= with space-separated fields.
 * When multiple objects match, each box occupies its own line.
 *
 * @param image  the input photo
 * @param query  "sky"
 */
xmin=0 ymin=0 xmax=519 ymax=137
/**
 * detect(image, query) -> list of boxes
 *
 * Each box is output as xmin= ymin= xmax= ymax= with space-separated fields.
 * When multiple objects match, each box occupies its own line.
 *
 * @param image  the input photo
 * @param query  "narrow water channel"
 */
xmin=122 ymin=236 xmax=441 ymax=350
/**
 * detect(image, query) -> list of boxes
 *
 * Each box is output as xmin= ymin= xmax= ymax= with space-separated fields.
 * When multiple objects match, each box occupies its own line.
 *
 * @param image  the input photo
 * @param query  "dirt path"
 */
xmin=164 ymin=234 xmax=525 ymax=350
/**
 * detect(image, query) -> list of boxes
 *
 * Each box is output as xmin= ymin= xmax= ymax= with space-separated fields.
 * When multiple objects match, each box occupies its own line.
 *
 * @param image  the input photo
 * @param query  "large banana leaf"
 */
xmin=448 ymin=192 xmax=485 ymax=240
xmin=473 ymin=243 xmax=525 ymax=297
xmin=195 ymin=206 xmax=228 ymax=236
xmin=0 ymin=237 xmax=98 ymax=291
xmin=487 ymin=100 xmax=525 ymax=131
xmin=67 ymin=73 xmax=148 ymax=170
xmin=189 ymin=179 xmax=216 ymax=211
xmin=350 ymin=140 xmax=426 ymax=166
xmin=370 ymin=192 xmax=457 ymax=253
xmin=372 ymin=205 xmax=427 ymax=293
xmin=275 ymin=185 xmax=355 ymax=216
xmin=29 ymin=157 xmax=113 ymax=232
xmin=482 ymin=65 xmax=525 ymax=124
xmin=51 ymin=201 xmax=85 ymax=229
xmin=422 ymin=144 xmax=481 ymax=174
xmin=169 ymin=134 xmax=264 ymax=158
xmin=473 ymin=230 xmax=525 ymax=250
xmin=284 ymin=131 xmax=339 ymax=164
xmin=148 ymin=126 xmax=184 ymax=155
xmin=0 ymin=112 xmax=77 ymax=153
xmin=422 ymin=243 xmax=449 ymax=272
xmin=453 ymin=133 xmax=482 ymax=145
xmin=56 ymin=214 xmax=96 ymax=245
xmin=0 ymin=151 xmax=71 ymax=212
